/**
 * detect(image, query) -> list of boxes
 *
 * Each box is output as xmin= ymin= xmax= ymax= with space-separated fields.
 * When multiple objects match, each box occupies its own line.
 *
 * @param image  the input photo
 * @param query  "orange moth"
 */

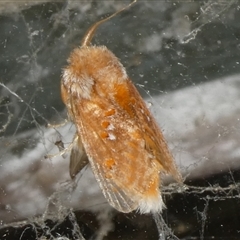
xmin=61 ymin=1 xmax=182 ymax=214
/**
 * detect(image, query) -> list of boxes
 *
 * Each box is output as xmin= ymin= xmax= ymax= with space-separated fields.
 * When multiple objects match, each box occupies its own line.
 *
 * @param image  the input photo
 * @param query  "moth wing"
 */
xmin=129 ymin=83 xmax=182 ymax=182
xmin=71 ymin=79 xmax=181 ymax=212
xmin=74 ymin=112 xmax=141 ymax=212
xmin=69 ymin=135 xmax=89 ymax=179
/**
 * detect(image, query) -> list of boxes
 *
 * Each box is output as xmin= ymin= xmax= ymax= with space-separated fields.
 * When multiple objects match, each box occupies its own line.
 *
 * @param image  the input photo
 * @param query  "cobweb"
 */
xmin=0 ymin=1 xmax=240 ymax=239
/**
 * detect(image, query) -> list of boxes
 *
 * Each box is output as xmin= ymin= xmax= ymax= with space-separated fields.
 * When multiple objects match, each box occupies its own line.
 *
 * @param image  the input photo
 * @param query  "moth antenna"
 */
xmin=81 ymin=0 xmax=137 ymax=47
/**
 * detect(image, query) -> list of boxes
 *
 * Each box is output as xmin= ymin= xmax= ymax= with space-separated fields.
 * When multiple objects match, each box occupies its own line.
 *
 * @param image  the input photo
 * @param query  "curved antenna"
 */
xmin=81 ymin=0 xmax=137 ymax=47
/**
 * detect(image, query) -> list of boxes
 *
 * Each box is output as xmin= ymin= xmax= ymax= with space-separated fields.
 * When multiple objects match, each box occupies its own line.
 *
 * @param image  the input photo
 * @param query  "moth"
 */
xmin=61 ymin=1 xmax=182 ymax=214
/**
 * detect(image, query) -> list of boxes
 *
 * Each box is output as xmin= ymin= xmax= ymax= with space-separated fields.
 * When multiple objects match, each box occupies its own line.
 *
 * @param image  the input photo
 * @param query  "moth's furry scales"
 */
xmin=61 ymin=46 xmax=181 ymax=213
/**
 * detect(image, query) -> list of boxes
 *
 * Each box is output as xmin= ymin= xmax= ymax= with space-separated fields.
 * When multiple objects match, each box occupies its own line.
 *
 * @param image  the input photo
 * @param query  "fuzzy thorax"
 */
xmin=61 ymin=46 xmax=128 ymax=100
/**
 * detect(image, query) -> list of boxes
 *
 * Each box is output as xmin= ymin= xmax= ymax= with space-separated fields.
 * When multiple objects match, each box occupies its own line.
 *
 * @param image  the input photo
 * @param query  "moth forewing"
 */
xmin=127 ymin=80 xmax=182 ymax=182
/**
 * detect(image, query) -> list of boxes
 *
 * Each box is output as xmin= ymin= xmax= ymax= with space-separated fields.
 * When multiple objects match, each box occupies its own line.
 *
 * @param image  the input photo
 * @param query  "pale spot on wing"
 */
xmin=108 ymin=133 xmax=116 ymax=140
xmin=107 ymin=123 xmax=115 ymax=130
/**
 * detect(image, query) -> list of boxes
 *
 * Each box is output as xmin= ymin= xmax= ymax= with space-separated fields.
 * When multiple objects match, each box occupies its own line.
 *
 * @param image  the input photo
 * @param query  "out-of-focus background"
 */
xmin=0 ymin=1 xmax=240 ymax=239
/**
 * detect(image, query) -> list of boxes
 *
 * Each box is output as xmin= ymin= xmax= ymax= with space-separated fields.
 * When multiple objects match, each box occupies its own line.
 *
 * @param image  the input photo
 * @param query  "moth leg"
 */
xmin=45 ymin=134 xmax=77 ymax=159
xmin=46 ymin=118 xmax=69 ymax=128
xmin=69 ymin=135 xmax=89 ymax=179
